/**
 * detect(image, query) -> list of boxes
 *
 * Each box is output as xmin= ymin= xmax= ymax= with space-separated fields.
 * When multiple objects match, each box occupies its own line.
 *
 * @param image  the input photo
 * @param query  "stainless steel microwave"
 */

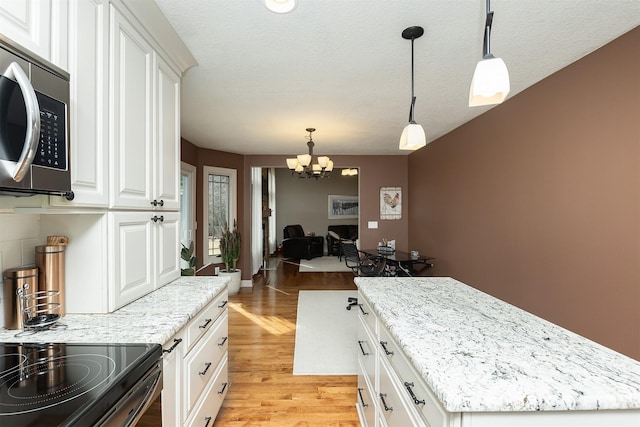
xmin=0 ymin=36 xmax=73 ymax=200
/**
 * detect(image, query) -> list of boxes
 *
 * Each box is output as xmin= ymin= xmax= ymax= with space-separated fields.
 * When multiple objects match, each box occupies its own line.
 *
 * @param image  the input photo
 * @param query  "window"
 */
xmin=203 ymin=166 xmax=237 ymax=265
xmin=180 ymin=163 xmax=196 ymax=248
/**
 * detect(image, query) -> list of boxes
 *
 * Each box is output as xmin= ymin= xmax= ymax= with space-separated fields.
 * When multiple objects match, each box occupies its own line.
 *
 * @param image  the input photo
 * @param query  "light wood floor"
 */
xmin=138 ymin=256 xmax=359 ymax=426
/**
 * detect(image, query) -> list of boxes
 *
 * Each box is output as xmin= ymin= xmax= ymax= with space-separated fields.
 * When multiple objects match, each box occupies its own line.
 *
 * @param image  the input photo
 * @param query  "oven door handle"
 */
xmin=3 ymin=61 xmax=40 ymax=182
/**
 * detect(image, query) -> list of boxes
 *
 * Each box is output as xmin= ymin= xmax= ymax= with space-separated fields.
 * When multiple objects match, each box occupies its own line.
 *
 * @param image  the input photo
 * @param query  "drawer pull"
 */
xmin=404 ymin=381 xmax=426 ymax=405
xmin=218 ymin=382 xmax=228 ymax=395
xmin=380 ymin=341 xmax=394 ymax=356
xmin=162 ymin=338 xmax=182 ymax=354
xmin=199 ymin=362 xmax=212 ymax=376
xmin=218 ymin=336 xmax=228 ymax=347
xmin=199 ymin=318 xmax=213 ymax=329
xmin=357 ymin=340 xmax=369 ymax=356
xmin=379 ymin=393 xmax=393 ymax=412
xmin=204 ymin=416 xmax=212 ymax=427
xmin=357 ymin=387 xmax=369 ymax=407
xmin=358 ymin=304 xmax=368 ymax=316
xmin=151 ymin=215 xmax=164 ymax=222
xmin=218 ymin=300 xmax=228 ymax=309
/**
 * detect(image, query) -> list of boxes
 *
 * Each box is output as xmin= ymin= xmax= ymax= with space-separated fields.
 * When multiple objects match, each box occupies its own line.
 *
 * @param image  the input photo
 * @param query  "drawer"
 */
xmin=357 ymin=359 xmax=377 ymax=427
xmin=378 ymin=358 xmax=419 ymax=427
xmin=184 ymin=312 xmax=229 ymax=416
xmin=358 ymin=292 xmax=377 ymax=337
xmin=379 ymin=325 xmax=448 ymax=427
xmin=186 ymin=357 xmax=229 ymax=427
xmin=358 ymin=316 xmax=377 ymax=389
xmin=186 ymin=290 xmax=228 ymax=350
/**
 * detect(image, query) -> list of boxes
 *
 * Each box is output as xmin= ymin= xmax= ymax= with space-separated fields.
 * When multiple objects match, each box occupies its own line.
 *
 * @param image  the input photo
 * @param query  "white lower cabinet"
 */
xmin=162 ymin=289 xmax=229 ymax=427
xmin=357 ymin=290 xmax=449 ymax=427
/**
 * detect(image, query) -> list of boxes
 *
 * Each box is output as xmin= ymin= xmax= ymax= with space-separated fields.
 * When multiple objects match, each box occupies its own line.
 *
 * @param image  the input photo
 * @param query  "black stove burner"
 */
xmin=0 ymin=342 xmax=161 ymax=427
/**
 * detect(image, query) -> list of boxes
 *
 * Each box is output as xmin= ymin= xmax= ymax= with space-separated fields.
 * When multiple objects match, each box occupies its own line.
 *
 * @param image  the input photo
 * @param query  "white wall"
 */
xmin=0 ymin=213 xmax=41 ymax=327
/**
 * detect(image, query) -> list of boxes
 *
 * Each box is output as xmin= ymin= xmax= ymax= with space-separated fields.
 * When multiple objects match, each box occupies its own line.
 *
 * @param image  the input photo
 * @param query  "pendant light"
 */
xmin=264 ymin=0 xmax=297 ymax=14
xmin=399 ymin=26 xmax=426 ymax=151
xmin=469 ymin=0 xmax=510 ymax=107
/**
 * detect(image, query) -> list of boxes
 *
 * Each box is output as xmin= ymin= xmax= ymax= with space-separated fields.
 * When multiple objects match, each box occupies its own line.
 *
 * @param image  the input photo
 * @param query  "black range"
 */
xmin=0 ymin=342 xmax=162 ymax=427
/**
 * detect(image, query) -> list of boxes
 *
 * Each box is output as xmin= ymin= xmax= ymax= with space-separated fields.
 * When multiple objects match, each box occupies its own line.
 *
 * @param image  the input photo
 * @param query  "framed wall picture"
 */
xmin=380 ymin=187 xmax=402 ymax=220
xmin=328 ymin=195 xmax=359 ymax=219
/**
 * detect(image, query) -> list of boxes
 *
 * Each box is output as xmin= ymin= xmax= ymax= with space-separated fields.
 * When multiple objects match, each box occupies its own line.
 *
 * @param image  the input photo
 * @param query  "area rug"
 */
xmin=297 ymin=256 xmax=352 ymax=273
xmin=293 ymin=290 xmax=358 ymax=375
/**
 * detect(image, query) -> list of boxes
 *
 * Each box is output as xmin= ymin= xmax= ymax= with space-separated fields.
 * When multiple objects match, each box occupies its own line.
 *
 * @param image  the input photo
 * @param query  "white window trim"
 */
xmin=180 ymin=162 xmax=196 ymax=250
xmin=202 ymin=166 xmax=237 ymax=266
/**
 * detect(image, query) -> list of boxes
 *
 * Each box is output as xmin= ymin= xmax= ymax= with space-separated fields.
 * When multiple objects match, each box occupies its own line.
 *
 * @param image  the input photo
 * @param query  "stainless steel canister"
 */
xmin=35 ymin=245 xmax=66 ymax=316
xmin=3 ymin=267 xmax=39 ymax=330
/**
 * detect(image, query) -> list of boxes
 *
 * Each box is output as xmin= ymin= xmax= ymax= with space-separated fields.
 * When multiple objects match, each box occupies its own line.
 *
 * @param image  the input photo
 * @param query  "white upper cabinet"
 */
xmin=154 ymin=57 xmax=181 ymax=211
xmin=0 ymin=0 xmax=68 ymax=69
xmin=109 ymin=4 xmax=154 ymax=209
xmin=51 ymin=0 xmax=109 ymax=207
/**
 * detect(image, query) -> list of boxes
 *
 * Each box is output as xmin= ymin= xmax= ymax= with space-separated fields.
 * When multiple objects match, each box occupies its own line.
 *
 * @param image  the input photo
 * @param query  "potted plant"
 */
xmin=219 ymin=219 xmax=241 ymax=294
xmin=181 ymin=241 xmax=197 ymax=276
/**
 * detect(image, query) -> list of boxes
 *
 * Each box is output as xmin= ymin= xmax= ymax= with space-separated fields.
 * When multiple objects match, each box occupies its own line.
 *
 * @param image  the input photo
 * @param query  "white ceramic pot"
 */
xmin=219 ymin=269 xmax=241 ymax=295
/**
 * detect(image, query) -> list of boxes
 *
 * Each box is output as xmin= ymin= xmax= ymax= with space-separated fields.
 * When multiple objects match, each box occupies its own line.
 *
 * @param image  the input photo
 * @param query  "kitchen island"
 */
xmin=355 ymin=276 xmax=640 ymax=427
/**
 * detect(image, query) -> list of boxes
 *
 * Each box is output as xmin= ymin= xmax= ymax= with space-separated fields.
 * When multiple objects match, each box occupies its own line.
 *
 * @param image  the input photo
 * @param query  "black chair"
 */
xmin=282 ymin=225 xmax=324 ymax=260
xmin=341 ymin=241 xmax=387 ymax=277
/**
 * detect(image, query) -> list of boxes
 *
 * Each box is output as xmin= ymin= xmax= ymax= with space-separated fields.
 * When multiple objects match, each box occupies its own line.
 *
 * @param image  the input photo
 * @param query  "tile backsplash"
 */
xmin=0 ymin=213 xmax=41 ymax=328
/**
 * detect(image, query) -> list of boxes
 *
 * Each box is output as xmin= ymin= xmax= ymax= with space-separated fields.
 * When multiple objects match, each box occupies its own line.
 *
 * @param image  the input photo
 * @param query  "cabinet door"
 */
xmin=51 ymin=0 xmax=109 ymax=207
xmin=109 ymin=212 xmax=154 ymax=311
xmin=154 ymin=57 xmax=180 ymax=210
xmin=109 ymin=4 xmax=154 ymax=209
xmin=162 ymin=329 xmax=186 ymax=427
xmin=0 ymin=0 xmax=67 ymax=69
xmin=155 ymin=211 xmax=180 ymax=288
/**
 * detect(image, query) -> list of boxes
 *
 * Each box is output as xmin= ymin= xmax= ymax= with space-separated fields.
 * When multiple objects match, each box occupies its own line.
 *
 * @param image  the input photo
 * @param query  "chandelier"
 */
xmin=286 ymin=128 xmax=334 ymax=179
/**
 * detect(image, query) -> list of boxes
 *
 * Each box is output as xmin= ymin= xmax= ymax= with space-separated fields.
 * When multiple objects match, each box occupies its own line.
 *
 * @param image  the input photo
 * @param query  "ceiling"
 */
xmin=154 ymin=0 xmax=639 ymax=156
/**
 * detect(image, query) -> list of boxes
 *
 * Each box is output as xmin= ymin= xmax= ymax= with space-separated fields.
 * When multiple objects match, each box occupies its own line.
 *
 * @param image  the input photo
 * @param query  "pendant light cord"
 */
xmin=408 ymin=37 xmax=416 ymax=124
xmin=483 ymin=0 xmax=494 ymax=58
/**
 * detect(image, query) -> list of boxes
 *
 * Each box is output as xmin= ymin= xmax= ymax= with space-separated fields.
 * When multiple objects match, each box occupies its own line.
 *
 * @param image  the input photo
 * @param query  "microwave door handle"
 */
xmin=4 ymin=62 xmax=40 ymax=182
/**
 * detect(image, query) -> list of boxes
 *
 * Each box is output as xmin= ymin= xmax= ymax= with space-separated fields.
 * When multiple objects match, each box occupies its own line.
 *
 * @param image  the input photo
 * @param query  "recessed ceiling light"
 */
xmin=264 ymin=0 xmax=297 ymax=14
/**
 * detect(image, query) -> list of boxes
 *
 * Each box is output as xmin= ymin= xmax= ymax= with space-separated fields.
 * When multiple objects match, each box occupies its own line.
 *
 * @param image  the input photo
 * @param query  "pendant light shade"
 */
xmin=469 ymin=0 xmax=510 ymax=107
xmin=264 ymin=0 xmax=297 ymax=14
xmin=399 ymin=123 xmax=426 ymax=151
xmin=399 ymin=26 xmax=426 ymax=151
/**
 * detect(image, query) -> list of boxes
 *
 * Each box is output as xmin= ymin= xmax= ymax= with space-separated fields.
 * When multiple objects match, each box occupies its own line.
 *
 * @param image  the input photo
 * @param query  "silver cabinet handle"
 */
xmin=199 ymin=362 xmax=212 ymax=376
xmin=357 ymin=388 xmax=369 ymax=407
xmin=218 ymin=336 xmax=228 ymax=347
xmin=404 ymin=381 xmax=426 ymax=405
xmin=380 ymin=341 xmax=394 ymax=356
xmin=379 ymin=393 xmax=393 ymax=412
xmin=4 ymin=62 xmax=40 ymax=182
xmin=357 ymin=340 xmax=369 ymax=356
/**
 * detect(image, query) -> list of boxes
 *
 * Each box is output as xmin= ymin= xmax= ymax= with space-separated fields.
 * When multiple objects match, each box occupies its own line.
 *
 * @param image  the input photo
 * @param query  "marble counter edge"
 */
xmin=0 ymin=276 xmax=230 ymax=345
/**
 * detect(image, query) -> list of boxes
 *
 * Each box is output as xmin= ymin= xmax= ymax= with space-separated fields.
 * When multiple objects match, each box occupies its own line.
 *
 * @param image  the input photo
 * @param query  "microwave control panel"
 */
xmin=33 ymin=91 xmax=67 ymax=171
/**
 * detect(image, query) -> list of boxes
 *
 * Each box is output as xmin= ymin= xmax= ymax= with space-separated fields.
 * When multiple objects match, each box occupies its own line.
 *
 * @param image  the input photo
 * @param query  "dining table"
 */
xmin=360 ymin=248 xmax=434 ymax=276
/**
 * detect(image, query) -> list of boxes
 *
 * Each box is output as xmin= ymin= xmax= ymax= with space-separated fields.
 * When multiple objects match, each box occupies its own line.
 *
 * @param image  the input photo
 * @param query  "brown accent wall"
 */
xmin=408 ymin=28 xmax=640 ymax=360
xmin=180 ymin=139 xmax=244 ymax=276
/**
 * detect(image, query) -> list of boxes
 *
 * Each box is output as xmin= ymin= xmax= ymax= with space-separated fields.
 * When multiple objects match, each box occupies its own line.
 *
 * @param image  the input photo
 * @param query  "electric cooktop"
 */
xmin=0 ymin=342 xmax=162 ymax=427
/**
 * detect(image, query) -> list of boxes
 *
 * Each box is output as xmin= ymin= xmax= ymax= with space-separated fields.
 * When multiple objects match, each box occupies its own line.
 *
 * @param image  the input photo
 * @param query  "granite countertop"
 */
xmin=355 ymin=276 xmax=640 ymax=413
xmin=0 ymin=276 xmax=229 ymax=345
